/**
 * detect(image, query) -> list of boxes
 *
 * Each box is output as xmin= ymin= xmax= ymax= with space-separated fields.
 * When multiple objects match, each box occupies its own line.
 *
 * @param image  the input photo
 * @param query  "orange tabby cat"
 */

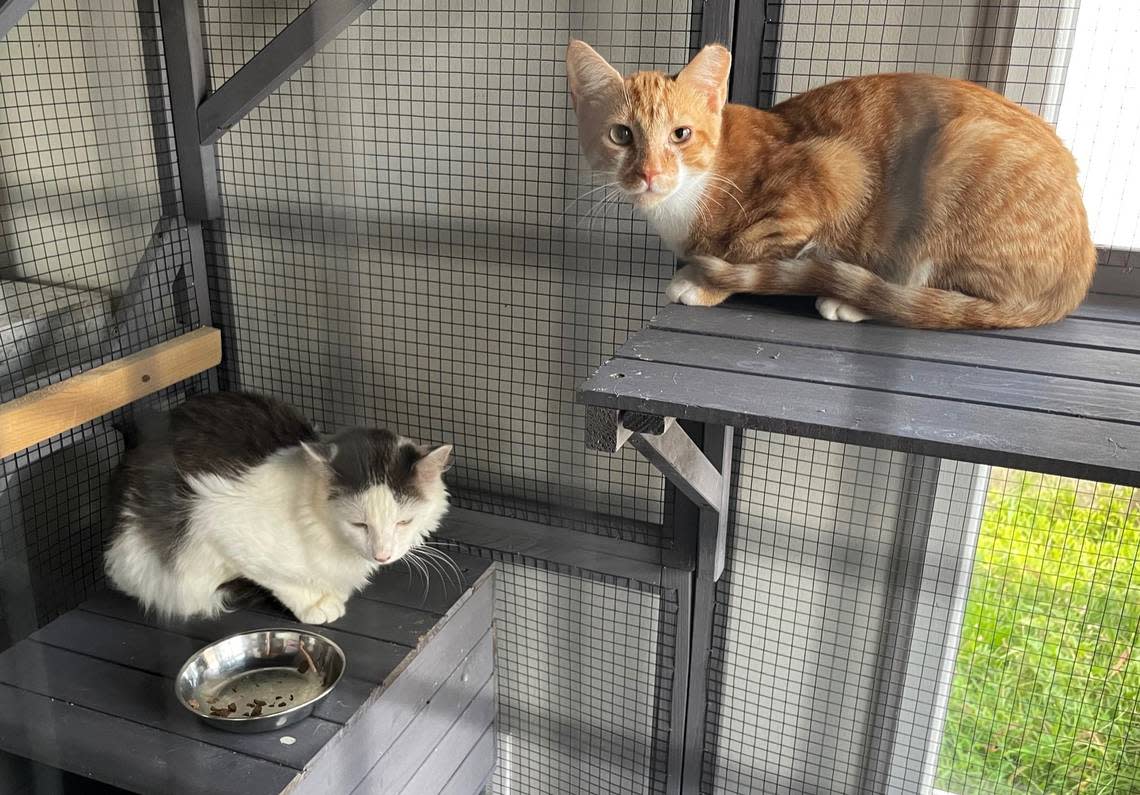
xmin=565 ymin=41 xmax=1096 ymax=329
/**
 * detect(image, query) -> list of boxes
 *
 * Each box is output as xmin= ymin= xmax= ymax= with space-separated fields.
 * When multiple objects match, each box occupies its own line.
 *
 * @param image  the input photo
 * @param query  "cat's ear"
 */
xmin=415 ymin=443 xmax=454 ymax=480
xmin=566 ymin=40 xmax=623 ymax=114
xmin=300 ymin=441 xmax=336 ymax=465
xmin=676 ymin=44 xmax=731 ymax=112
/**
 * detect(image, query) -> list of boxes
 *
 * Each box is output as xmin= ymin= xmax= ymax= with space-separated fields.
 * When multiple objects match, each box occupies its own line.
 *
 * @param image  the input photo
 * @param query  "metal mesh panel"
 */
xmin=200 ymin=0 xmax=697 ymax=543
xmin=461 ymin=551 xmax=676 ymax=795
xmin=0 ymin=0 xmax=198 ymax=403
xmin=194 ymin=4 xmax=696 ymax=792
xmin=705 ymin=431 xmax=1140 ymax=795
xmin=199 ymin=1 xmax=309 ymax=90
xmin=767 ymin=0 xmax=1078 ymax=119
xmin=0 ymin=374 xmax=209 ymax=648
xmin=0 ymin=1 xmax=202 ymax=648
xmin=705 ymin=433 xmax=933 ymax=794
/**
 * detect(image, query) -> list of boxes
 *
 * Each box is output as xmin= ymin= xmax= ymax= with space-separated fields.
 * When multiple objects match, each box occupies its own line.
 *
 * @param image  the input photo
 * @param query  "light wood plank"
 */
xmin=0 ymin=326 xmax=221 ymax=457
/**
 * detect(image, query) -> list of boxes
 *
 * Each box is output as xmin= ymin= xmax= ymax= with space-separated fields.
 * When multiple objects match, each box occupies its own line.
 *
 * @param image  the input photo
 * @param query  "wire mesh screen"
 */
xmin=0 ymin=374 xmax=209 ymax=649
xmin=703 ymin=432 xmax=1140 ymax=795
xmin=474 ymin=554 xmax=675 ymax=795
xmin=196 ymin=2 xmax=697 ymax=792
xmin=0 ymin=0 xmax=199 ymax=403
xmin=199 ymin=0 xmax=697 ymax=542
xmin=0 ymin=1 xmax=202 ymax=648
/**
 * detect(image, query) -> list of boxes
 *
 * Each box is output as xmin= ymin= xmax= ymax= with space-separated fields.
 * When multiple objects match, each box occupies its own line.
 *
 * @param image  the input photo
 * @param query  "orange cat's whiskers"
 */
xmin=580 ymin=187 xmax=624 ymax=231
xmin=705 ymin=182 xmax=745 ymax=214
xmin=707 ymin=173 xmax=743 ymax=193
xmin=560 ymin=181 xmax=620 ymax=220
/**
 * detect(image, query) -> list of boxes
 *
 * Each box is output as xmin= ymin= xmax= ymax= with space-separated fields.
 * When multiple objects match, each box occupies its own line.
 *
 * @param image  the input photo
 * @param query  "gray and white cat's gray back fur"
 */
xmin=105 ymin=392 xmax=452 ymax=624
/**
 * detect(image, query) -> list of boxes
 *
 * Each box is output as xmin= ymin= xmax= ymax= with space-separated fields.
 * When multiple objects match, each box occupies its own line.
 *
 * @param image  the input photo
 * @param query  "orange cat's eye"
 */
xmin=608 ymin=124 xmax=633 ymax=146
xmin=671 ymin=127 xmax=692 ymax=143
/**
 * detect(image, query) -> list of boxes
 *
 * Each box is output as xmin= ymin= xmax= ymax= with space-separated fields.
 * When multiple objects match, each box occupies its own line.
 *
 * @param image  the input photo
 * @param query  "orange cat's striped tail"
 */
xmin=683 ymin=255 xmax=1080 ymax=330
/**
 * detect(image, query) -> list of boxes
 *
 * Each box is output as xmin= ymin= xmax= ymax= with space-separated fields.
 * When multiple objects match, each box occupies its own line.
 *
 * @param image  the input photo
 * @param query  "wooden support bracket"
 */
xmin=0 ymin=327 xmax=221 ymax=458
xmin=196 ymin=0 xmax=379 ymax=146
xmin=629 ymin=422 xmax=724 ymax=511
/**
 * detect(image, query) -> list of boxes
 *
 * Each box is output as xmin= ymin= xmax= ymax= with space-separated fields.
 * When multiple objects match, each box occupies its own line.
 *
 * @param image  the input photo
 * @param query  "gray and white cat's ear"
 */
xmin=566 ymin=40 xmax=624 ymax=113
xmin=300 ymin=441 xmax=337 ymax=465
xmin=676 ymin=44 xmax=732 ymax=112
xmin=415 ymin=443 xmax=454 ymax=480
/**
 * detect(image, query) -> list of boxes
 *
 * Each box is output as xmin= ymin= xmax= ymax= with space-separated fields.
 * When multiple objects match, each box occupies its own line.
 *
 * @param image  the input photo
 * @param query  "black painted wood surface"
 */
xmin=0 ymin=552 xmax=495 ymax=795
xmin=579 ymin=294 xmax=1140 ymax=486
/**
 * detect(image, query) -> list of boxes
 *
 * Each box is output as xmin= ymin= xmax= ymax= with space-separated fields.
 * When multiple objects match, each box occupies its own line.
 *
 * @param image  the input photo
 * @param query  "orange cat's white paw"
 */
xmin=666 ymin=265 xmax=730 ymax=307
xmin=816 ymin=297 xmax=869 ymax=323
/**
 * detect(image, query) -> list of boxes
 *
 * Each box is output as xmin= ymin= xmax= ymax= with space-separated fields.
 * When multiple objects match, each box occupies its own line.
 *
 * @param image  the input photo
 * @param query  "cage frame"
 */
xmin=3 ymin=0 xmax=1139 ymax=792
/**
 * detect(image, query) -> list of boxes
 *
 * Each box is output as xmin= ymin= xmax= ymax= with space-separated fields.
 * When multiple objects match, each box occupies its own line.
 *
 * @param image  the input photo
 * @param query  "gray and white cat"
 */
xmin=105 ymin=392 xmax=453 ymax=624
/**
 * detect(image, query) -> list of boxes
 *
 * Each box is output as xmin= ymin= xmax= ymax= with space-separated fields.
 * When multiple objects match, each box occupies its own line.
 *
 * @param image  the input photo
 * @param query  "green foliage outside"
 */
xmin=938 ymin=470 xmax=1140 ymax=795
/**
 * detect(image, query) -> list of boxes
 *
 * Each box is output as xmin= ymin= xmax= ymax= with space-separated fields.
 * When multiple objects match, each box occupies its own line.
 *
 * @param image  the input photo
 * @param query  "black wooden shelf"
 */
xmin=580 ymin=293 xmax=1140 ymax=487
xmin=0 ymin=552 xmax=495 ymax=795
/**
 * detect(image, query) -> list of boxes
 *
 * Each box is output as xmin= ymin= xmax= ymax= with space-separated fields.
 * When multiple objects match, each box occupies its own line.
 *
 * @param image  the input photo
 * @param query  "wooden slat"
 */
xmin=32 ymin=609 xmax=371 ymax=724
xmin=288 ymin=580 xmax=494 ymax=795
xmin=981 ymin=315 xmax=1140 ymax=350
xmin=439 ymin=505 xmax=670 ymax=583
xmin=0 ymin=683 xmax=296 ymax=795
xmin=0 ymin=641 xmax=338 ymax=770
xmin=650 ymin=303 xmax=1140 ymax=385
xmin=1071 ymin=293 xmax=1140 ymax=324
xmin=298 ymin=598 xmax=437 ymax=648
xmin=580 ymin=357 xmax=1140 ymax=486
xmin=398 ymin=682 xmax=496 ymax=795
xmin=347 ymin=639 xmax=494 ymax=794
xmin=619 ymin=329 xmax=1140 ymax=427
xmin=0 ymin=326 xmax=221 ymax=458
xmin=437 ymin=724 xmax=496 ymax=795
xmin=81 ymin=591 xmax=410 ymax=685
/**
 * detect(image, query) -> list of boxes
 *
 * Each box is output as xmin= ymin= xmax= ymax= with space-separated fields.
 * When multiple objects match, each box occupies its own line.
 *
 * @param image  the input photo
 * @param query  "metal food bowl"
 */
xmin=175 ymin=628 xmax=345 ymax=733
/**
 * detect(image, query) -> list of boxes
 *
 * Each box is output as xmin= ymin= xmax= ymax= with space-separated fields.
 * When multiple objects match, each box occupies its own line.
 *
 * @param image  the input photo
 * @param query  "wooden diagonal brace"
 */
xmin=629 ymin=421 xmax=724 ymax=511
xmin=197 ymin=0 xmax=379 ymax=146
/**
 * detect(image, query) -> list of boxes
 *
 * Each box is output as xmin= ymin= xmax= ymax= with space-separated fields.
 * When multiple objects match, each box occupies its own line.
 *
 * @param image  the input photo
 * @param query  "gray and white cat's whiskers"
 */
xmin=408 ymin=544 xmax=463 ymax=590
xmin=418 ymin=545 xmax=463 ymax=589
xmin=400 ymin=555 xmax=432 ymax=601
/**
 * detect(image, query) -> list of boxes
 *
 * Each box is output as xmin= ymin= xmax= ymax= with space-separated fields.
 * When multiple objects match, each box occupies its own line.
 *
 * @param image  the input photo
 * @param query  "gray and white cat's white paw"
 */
xmin=296 ymin=594 xmax=347 ymax=625
xmin=815 ymin=297 xmax=869 ymax=323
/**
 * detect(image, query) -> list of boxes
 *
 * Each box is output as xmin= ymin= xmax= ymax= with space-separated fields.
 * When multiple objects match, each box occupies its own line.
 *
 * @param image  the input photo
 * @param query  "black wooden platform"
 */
xmin=580 ymin=294 xmax=1140 ymax=487
xmin=0 ymin=552 xmax=495 ymax=795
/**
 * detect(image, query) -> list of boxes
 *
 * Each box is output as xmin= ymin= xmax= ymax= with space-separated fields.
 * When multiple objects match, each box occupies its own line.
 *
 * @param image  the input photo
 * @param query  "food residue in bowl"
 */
xmin=193 ymin=666 xmax=324 ymax=719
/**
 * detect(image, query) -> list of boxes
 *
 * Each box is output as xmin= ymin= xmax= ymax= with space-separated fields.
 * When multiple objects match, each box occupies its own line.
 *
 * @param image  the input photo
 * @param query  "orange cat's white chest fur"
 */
xmin=639 ymin=169 xmax=710 ymax=255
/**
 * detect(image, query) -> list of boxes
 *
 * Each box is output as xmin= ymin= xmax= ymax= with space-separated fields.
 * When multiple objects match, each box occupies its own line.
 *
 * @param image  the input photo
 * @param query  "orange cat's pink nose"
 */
xmin=640 ymin=169 xmax=659 ymax=188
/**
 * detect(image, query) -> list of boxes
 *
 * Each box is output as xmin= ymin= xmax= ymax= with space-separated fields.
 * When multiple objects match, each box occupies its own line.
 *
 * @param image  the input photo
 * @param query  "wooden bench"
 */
xmin=0 ymin=552 xmax=495 ymax=795
xmin=581 ymin=294 xmax=1140 ymax=487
